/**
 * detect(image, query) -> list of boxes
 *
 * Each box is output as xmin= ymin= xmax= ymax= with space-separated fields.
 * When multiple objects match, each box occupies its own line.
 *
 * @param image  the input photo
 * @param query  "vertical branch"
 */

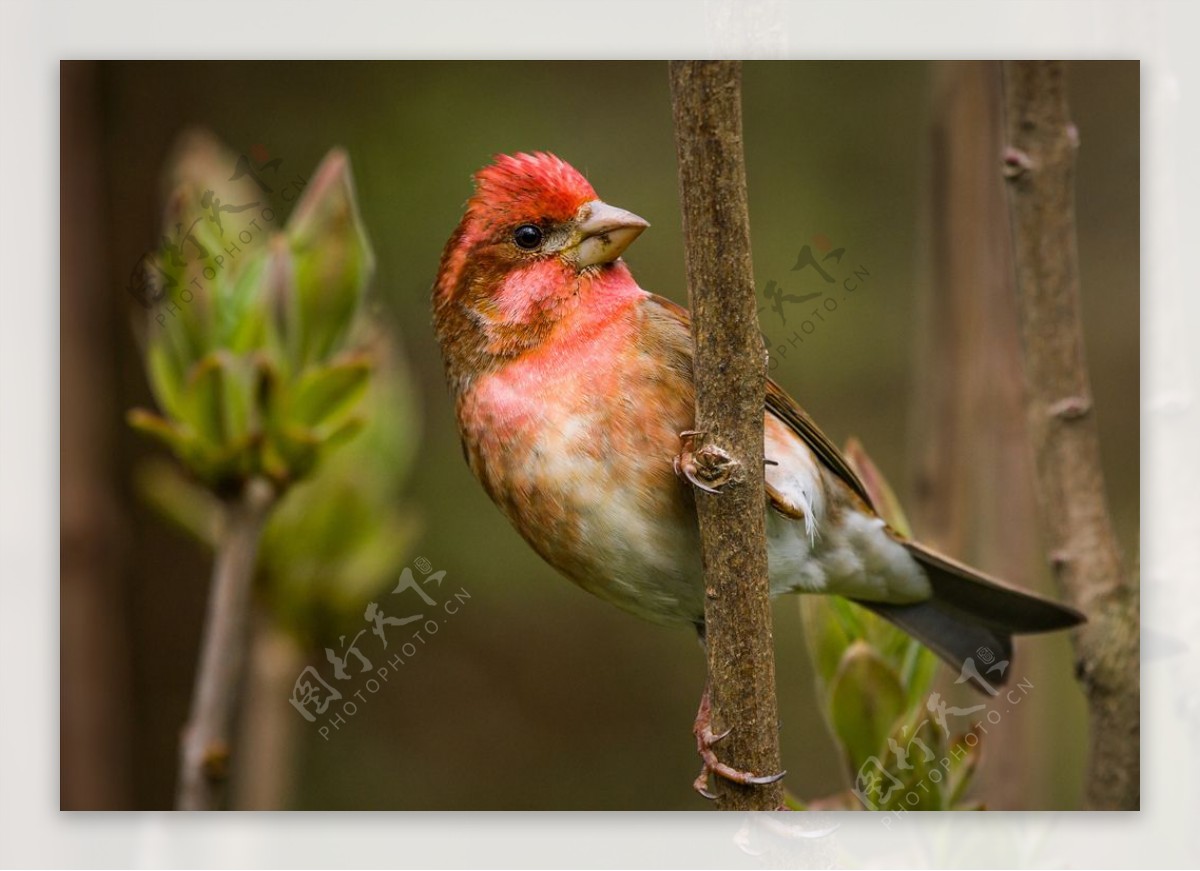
xmin=1001 ymin=60 xmax=1139 ymax=810
xmin=669 ymin=60 xmax=783 ymax=811
xmin=176 ymin=477 xmax=274 ymax=810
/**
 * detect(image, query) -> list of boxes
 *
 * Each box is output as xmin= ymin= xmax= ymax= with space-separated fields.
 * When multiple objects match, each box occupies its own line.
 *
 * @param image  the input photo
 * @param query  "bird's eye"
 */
xmin=513 ymin=224 xmax=544 ymax=250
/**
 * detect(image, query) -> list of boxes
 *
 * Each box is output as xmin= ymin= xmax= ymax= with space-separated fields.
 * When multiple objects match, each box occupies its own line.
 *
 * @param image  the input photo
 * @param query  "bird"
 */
xmin=431 ymin=151 xmax=1085 ymax=798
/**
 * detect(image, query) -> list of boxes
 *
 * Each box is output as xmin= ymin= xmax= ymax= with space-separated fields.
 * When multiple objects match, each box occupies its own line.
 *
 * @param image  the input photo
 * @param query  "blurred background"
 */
xmin=60 ymin=60 xmax=1138 ymax=810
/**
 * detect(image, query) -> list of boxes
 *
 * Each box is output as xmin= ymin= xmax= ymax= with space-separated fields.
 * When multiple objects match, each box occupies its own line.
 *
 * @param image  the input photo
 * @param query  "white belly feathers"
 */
xmin=763 ymin=416 xmax=930 ymax=604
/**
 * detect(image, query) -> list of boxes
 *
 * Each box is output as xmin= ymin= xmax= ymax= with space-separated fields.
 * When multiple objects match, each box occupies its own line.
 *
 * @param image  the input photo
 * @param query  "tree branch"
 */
xmin=669 ymin=60 xmax=783 ymax=811
xmin=176 ymin=476 xmax=274 ymax=810
xmin=1001 ymin=60 xmax=1140 ymax=810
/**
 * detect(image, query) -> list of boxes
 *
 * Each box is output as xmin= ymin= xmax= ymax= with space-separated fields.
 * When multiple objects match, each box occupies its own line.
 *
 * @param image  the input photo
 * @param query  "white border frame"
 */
xmin=4 ymin=1 xmax=1195 ymax=867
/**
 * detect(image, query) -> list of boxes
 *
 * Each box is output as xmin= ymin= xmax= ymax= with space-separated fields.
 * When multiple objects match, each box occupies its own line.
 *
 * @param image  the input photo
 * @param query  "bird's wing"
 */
xmin=763 ymin=379 xmax=874 ymax=510
xmin=643 ymin=293 xmax=875 ymax=511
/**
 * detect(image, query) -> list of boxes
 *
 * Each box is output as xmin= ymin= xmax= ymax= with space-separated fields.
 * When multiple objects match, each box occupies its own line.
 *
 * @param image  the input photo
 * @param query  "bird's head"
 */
xmin=433 ymin=152 xmax=648 ymax=383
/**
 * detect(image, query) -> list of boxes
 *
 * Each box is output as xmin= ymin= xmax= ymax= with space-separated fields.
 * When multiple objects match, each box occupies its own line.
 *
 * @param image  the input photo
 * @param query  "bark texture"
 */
xmin=1002 ymin=60 xmax=1139 ymax=810
xmin=669 ymin=60 xmax=784 ymax=811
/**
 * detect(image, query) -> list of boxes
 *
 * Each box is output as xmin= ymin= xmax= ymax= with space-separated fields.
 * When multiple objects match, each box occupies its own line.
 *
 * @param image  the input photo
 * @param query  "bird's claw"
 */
xmin=692 ymin=686 xmax=786 ymax=800
xmin=673 ymin=430 xmax=737 ymax=495
xmin=693 ymin=726 xmax=787 ymax=800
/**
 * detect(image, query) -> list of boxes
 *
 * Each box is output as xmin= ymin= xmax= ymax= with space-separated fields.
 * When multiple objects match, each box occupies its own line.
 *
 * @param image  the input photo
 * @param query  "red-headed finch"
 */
xmin=432 ymin=152 xmax=1084 ymax=797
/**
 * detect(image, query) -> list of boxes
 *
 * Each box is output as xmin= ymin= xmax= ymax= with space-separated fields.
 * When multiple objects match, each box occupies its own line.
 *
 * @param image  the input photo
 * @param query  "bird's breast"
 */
xmin=456 ymin=310 xmax=706 ymax=625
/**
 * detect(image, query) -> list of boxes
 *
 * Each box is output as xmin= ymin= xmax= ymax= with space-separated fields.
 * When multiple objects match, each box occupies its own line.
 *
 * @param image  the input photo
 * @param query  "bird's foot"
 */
xmin=673 ymin=430 xmax=737 ymax=494
xmin=692 ymin=685 xmax=786 ymax=800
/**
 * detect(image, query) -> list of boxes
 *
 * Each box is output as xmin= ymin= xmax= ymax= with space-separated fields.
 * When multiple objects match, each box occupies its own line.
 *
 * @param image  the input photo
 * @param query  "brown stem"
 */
xmin=175 ymin=477 xmax=274 ymax=810
xmin=668 ymin=60 xmax=784 ymax=811
xmin=1001 ymin=60 xmax=1139 ymax=810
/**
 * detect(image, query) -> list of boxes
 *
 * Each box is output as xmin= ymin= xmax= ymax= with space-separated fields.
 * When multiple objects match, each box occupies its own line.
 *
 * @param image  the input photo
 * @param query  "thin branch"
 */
xmin=176 ymin=476 xmax=274 ymax=810
xmin=669 ymin=60 xmax=784 ymax=811
xmin=1001 ymin=60 xmax=1139 ymax=810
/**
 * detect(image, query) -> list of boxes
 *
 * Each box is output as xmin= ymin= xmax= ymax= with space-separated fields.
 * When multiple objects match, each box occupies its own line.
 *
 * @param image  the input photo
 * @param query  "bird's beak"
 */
xmin=573 ymin=200 xmax=649 ymax=269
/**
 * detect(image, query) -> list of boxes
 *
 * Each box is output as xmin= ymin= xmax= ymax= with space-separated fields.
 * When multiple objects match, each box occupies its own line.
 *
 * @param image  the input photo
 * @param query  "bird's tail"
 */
xmin=858 ymin=541 xmax=1085 ymax=693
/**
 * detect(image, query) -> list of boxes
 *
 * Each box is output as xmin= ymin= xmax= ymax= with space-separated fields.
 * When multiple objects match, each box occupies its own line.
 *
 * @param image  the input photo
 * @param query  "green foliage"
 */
xmin=826 ymin=641 xmax=907 ymax=777
xmin=130 ymin=131 xmax=420 ymax=641
xmin=128 ymin=133 xmax=376 ymax=496
xmin=798 ymin=438 xmax=980 ymax=811
xmin=137 ymin=334 xmax=421 ymax=642
xmin=257 ymin=335 xmax=421 ymax=642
